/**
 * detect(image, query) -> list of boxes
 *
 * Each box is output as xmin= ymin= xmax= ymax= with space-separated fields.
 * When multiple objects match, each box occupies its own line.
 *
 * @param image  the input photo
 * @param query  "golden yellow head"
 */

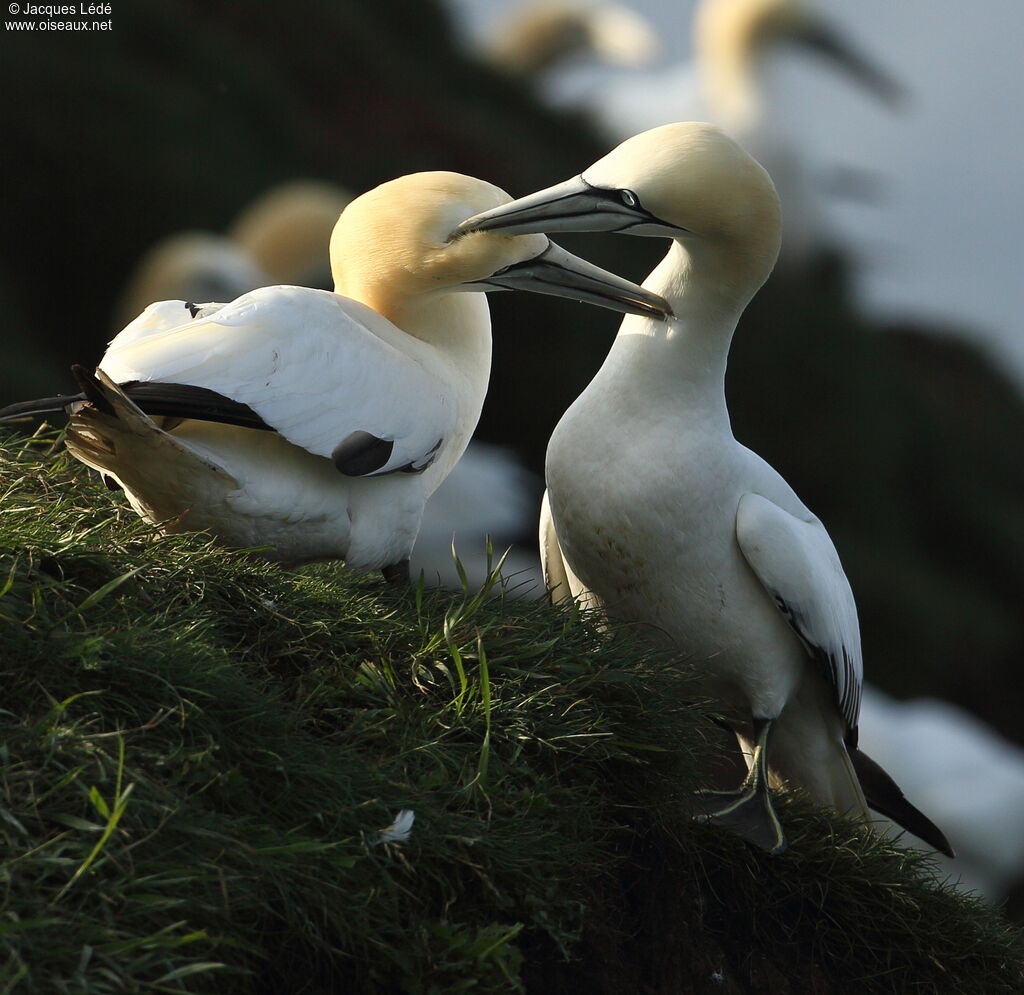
xmin=329 ymin=172 xmax=549 ymax=318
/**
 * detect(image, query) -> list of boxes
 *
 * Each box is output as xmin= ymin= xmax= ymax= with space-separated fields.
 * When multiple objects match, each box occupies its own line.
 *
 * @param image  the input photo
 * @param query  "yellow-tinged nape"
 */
xmin=586 ymin=122 xmax=782 ymax=280
xmin=329 ymin=172 xmax=549 ymax=323
xmin=229 ymin=180 xmax=353 ymax=286
xmin=696 ymin=0 xmax=810 ymax=129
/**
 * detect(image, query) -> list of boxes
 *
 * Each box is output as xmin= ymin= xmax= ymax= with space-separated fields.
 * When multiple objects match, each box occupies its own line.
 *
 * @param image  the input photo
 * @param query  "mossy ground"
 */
xmin=1 ymin=431 xmax=1021 ymax=993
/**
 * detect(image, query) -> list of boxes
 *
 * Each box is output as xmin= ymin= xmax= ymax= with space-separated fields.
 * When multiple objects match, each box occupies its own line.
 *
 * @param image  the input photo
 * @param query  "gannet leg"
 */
xmin=381 ymin=559 xmax=411 ymax=585
xmin=691 ymin=717 xmax=787 ymax=854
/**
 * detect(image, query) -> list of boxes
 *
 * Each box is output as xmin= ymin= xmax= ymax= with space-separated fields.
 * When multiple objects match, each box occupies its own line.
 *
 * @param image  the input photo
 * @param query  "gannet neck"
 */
xmin=695 ymin=0 xmax=797 ymax=132
xmin=601 ymin=241 xmax=737 ymax=430
xmin=393 ymin=290 xmax=494 ymax=378
xmin=657 ymin=235 xmax=772 ymax=314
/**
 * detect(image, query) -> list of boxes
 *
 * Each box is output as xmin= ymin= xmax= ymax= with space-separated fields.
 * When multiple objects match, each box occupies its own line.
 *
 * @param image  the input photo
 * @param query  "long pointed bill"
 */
xmin=452 ymin=176 xmax=651 ymax=238
xmin=796 ymin=22 xmax=903 ymax=106
xmin=479 ymin=241 xmax=671 ymax=320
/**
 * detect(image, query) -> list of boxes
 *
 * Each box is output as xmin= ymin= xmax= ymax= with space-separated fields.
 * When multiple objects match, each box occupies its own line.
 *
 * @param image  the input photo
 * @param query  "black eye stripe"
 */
xmin=583 ymin=180 xmax=686 ymax=232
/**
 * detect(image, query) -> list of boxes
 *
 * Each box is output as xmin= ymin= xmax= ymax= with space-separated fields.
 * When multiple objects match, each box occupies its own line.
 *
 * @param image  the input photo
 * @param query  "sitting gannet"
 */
xmin=228 ymin=180 xmax=353 ymax=290
xmin=452 ymin=124 xmax=952 ymax=855
xmin=0 ymin=172 xmax=668 ymax=580
xmin=113 ymin=231 xmax=269 ymax=332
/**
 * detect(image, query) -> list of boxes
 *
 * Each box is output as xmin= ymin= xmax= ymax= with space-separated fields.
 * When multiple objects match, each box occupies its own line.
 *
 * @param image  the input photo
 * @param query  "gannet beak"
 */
xmin=795 ymin=22 xmax=903 ymax=106
xmin=453 ymin=176 xmax=662 ymax=238
xmin=478 ymin=240 xmax=672 ymax=319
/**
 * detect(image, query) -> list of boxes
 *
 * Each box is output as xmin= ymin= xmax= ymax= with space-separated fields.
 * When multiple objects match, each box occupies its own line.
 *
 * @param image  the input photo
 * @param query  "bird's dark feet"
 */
xmin=691 ymin=718 xmax=787 ymax=854
xmin=380 ymin=559 xmax=411 ymax=586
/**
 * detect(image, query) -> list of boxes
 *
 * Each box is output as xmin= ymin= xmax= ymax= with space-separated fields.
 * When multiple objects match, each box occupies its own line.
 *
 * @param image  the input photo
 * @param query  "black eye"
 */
xmin=620 ymin=189 xmax=639 ymax=207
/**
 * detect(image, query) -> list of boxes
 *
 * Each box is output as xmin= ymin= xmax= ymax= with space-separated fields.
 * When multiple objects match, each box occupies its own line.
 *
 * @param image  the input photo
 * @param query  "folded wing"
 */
xmin=100 ymin=286 xmax=456 ymax=477
xmin=736 ymin=492 xmax=863 ymax=737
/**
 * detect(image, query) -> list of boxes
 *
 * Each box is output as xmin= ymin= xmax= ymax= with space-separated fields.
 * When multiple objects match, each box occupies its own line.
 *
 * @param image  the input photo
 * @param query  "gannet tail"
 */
xmin=852 ymin=748 xmax=956 ymax=858
xmin=0 ymin=366 xmax=271 ymax=432
xmin=63 ymin=368 xmax=239 ymax=522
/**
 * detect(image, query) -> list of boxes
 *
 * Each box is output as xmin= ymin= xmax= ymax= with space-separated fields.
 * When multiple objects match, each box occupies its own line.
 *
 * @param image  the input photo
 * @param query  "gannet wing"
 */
xmin=99 ymin=286 xmax=455 ymax=477
xmin=110 ymin=299 xmax=229 ymax=349
xmin=735 ymin=492 xmax=863 ymax=734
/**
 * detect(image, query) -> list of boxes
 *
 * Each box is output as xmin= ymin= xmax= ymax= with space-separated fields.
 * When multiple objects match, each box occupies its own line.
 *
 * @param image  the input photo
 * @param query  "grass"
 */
xmin=0 ymin=429 xmax=1022 ymax=994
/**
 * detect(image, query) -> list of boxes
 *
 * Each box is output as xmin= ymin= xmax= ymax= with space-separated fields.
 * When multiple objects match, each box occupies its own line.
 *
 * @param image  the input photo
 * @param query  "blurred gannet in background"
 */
xmin=555 ymin=0 xmax=899 ymax=263
xmin=454 ymin=123 xmax=952 ymax=855
xmin=115 ymin=181 xmax=352 ymax=330
xmin=860 ymin=687 xmax=1024 ymax=901
xmin=0 ymin=172 xmax=668 ymax=579
xmin=411 ymin=440 xmax=543 ymax=592
xmin=483 ymin=0 xmax=659 ymax=79
xmin=113 ymin=232 xmax=269 ymax=332
xmin=228 ymin=180 xmax=353 ymax=289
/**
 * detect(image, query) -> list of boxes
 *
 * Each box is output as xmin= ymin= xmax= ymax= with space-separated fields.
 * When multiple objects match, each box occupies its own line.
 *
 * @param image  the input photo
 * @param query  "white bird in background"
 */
xmin=550 ymin=0 xmax=900 ymax=264
xmin=228 ymin=179 xmax=353 ymax=290
xmin=114 ymin=180 xmax=353 ymax=330
xmin=0 ymin=172 xmax=668 ymax=580
xmin=860 ymin=687 xmax=1024 ymax=901
xmin=482 ymin=0 xmax=659 ymax=80
xmin=454 ymin=123 xmax=952 ymax=856
xmin=410 ymin=441 xmax=543 ymax=592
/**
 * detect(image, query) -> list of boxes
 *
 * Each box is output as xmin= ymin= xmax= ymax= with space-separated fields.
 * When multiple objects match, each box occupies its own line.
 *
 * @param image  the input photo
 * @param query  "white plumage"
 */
xmin=454 ymin=122 xmax=950 ymax=855
xmin=11 ymin=171 xmax=668 ymax=575
xmin=102 ymin=289 xmax=459 ymax=479
xmin=547 ymin=0 xmax=898 ymax=264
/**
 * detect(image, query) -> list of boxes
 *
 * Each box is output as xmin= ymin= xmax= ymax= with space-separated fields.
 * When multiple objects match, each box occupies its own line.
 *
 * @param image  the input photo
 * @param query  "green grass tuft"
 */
xmin=1 ymin=430 xmax=1021 ymax=993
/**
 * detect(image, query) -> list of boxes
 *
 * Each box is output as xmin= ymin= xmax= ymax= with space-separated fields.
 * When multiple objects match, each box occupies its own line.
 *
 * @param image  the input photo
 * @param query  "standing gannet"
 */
xmin=452 ymin=124 xmax=952 ymax=855
xmin=0 ymin=172 xmax=669 ymax=579
xmin=565 ymin=0 xmax=899 ymax=264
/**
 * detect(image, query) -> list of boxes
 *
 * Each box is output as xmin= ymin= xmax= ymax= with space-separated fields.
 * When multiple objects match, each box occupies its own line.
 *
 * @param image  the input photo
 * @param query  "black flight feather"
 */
xmin=0 ymin=366 xmax=273 ymax=433
xmin=853 ymin=747 xmax=956 ymax=858
xmin=332 ymin=431 xmax=394 ymax=476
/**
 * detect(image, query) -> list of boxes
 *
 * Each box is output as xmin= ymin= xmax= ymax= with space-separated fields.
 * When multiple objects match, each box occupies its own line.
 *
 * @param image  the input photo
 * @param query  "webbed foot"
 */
xmin=692 ymin=717 xmax=787 ymax=854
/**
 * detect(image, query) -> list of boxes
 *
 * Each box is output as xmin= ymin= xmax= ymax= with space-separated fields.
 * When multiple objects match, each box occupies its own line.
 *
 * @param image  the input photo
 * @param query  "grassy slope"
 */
xmin=1 ymin=432 xmax=1021 ymax=994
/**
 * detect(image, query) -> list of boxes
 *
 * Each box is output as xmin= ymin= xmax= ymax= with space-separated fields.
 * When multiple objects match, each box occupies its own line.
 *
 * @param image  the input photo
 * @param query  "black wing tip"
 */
xmin=332 ymin=431 xmax=394 ymax=476
xmin=853 ymin=748 xmax=956 ymax=858
xmin=0 ymin=394 xmax=80 ymax=423
xmin=70 ymin=364 xmax=117 ymax=416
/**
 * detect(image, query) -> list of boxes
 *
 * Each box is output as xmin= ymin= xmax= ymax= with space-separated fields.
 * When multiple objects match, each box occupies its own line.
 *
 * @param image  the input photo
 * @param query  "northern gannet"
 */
xmin=113 ymin=232 xmax=269 ymax=332
xmin=228 ymin=180 xmax=353 ymax=290
xmin=483 ymin=0 xmax=659 ymax=79
xmin=560 ymin=0 xmax=900 ymax=264
xmin=453 ymin=124 xmax=952 ymax=855
xmin=0 ymin=172 xmax=669 ymax=579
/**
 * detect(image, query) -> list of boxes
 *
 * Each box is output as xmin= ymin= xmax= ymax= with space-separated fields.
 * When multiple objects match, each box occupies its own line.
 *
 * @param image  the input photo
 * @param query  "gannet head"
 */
xmin=452 ymin=123 xmax=782 ymax=282
xmin=114 ymin=231 xmax=268 ymax=330
xmin=331 ymin=171 xmax=670 ymax=322
xmin=697 ymin=0 xmax=901 ymax=128
xmin=486 ymin=1 xmax=659 ymax=78
xmin=229 ymin=180 xmax=353 ymax=288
